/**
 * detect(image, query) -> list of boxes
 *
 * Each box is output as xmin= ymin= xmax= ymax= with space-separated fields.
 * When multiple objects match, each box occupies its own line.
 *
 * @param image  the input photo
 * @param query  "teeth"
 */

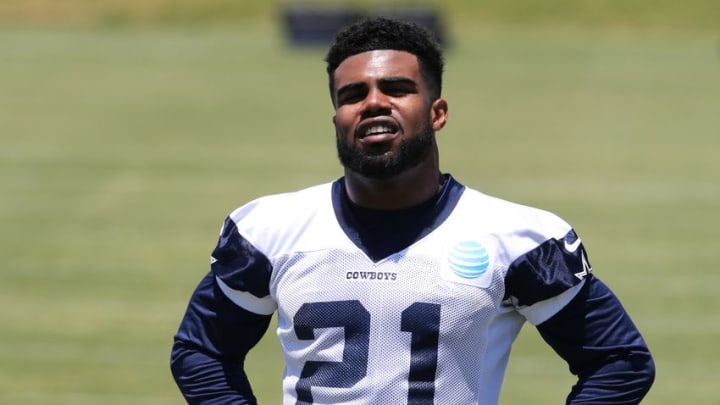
xmin=365 ymin=125 xmax=393 ymax=136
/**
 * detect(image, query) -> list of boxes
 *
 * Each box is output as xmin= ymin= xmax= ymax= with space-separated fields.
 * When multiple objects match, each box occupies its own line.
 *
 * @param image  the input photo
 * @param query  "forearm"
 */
xmin=566 ymin=349 xmax=655 ymax=404
xmin=171 ymin=341 xmax=257 ymax=405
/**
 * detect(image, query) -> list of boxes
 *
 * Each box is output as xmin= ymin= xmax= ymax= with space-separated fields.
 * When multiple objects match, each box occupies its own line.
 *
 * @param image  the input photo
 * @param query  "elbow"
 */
xmin=170 ymin=339 xmax=188 ymax=386
xmin=622 ymin=342 xmax=655 ymax=397
xmin=170 ymin=338 xmax=199 ymax=391
xmin=636 ymin=348 xmax=656 ymax=398
xmin=600 ymin=348 xmax=657 ymax=402
xmin=569 ymin=348 xmax=656 ymax=403
xmin=609 ymin=348 xmax=656 ymax=403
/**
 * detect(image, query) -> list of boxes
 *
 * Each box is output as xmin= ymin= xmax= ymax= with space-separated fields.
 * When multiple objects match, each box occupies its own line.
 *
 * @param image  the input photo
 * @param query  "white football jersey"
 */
xmin=214 ymin=177 xmax=589 ymax=404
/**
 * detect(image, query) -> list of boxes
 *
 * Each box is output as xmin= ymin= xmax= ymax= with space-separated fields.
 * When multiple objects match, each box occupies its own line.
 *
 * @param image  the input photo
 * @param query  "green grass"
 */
xmin=1 ymin=20 xmax=719 ymax=404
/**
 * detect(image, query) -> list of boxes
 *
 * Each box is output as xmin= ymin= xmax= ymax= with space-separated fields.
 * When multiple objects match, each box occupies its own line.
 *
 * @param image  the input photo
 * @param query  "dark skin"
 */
xmin=332 ymin=50 xmax=449 ymax=210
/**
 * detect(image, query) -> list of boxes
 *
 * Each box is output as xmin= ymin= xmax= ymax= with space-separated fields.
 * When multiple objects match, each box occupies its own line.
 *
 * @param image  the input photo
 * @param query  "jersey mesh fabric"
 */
xmin=225 ymin=182 xmax=576 ymax=404
xmin=272 ymin=247 xmax=514 ymax=404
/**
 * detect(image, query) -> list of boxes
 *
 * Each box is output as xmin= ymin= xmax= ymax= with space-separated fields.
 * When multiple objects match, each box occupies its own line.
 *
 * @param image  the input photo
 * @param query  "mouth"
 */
xmin=355 ymin=119 xmax=400 ymax=143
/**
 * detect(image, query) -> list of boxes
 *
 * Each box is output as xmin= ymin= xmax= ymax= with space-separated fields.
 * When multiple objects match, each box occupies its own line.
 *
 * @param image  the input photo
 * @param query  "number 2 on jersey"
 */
xmin=294 ymin=300 xmax=441 ymax=404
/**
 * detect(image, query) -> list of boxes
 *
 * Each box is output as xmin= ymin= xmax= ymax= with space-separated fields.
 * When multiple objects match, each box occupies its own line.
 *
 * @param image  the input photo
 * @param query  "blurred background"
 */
xmin=1 ymin=1 xmax=718 ymax=404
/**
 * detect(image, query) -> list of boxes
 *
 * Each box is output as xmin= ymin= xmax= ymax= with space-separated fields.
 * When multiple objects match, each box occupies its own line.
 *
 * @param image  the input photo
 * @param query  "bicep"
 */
xmin=173 ymin=272 xmax=273 ymax=360
xmin=536 ymin=276 xmax=650 ymax=374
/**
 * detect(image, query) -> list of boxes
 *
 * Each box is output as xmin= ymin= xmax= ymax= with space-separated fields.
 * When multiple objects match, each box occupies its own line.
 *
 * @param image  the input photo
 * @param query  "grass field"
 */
xmin=1 ymin=17 xmax=719 ymax=404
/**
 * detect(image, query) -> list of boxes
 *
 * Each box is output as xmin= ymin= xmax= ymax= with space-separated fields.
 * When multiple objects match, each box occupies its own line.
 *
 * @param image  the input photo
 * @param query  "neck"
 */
xmin=344 ymin=156 xmax=441 ymax=210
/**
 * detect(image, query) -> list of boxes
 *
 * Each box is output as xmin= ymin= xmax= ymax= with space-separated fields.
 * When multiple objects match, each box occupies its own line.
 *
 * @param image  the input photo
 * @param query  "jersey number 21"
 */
xmin=294 ymin=300 xmax=441 ymax=405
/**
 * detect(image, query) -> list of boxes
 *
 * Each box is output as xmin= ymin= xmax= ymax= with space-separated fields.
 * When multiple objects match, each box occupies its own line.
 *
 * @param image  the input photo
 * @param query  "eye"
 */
xmin=385 ymin=87 xmax=410 ymax=97
xmin=336 ymin=83 xmax=368 ymax=106
xmin=338 ymin=91 xmax=365 ymax=105
xmin=380 ymin=80 xmax=418 ymax=97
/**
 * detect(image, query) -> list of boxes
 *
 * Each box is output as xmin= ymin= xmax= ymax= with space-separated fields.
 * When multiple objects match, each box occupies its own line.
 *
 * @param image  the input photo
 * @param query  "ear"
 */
xmin=430 ymin=98 xmax=448 ymax=131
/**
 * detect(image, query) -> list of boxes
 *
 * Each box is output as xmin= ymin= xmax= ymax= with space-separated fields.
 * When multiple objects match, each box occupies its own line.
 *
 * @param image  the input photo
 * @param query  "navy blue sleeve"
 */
xmin=171 ymin=217 xmax=275 ymax=404
xmin=171 ymin=273 xmax=272 ymax=404
xmin=536 ymin=276 xmax=655 ymax=404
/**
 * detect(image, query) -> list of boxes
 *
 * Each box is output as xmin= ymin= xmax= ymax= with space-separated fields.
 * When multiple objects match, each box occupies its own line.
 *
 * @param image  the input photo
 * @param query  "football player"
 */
xmin=171 ymin=17 xmax=655 ymax=404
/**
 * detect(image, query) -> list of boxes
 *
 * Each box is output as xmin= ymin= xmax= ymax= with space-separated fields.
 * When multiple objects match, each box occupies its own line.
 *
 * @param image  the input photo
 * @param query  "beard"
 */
xmin=336 ymin=123 xmax=435 ymax=179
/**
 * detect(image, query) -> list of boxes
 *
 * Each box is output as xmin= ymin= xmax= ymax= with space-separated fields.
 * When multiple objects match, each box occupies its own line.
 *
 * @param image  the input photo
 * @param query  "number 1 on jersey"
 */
xmin=402 ymin=302 xmax=441 ymax=404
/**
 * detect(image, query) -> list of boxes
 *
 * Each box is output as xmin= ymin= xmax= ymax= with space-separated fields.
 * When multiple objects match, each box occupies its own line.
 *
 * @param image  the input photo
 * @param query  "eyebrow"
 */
xmin=378 ymin=76 xmax=418 ymax=89
xmin=335 ymin=76 xmax=419 ymax=100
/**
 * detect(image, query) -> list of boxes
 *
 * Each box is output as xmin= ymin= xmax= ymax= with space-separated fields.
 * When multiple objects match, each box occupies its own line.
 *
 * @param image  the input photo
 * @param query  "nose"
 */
xmin=362 ymin=87 xmax=391 ymax=115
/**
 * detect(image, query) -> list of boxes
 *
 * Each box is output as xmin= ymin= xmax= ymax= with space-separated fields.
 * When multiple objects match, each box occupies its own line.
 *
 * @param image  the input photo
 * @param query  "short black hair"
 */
xmin=325 ymin=17 xmax=445 ymax=101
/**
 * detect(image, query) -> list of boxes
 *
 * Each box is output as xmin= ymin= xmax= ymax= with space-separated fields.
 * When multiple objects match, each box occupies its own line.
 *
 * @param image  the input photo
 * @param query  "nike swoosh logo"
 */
xmin=564 ymin=239 xmax=582 ymax=253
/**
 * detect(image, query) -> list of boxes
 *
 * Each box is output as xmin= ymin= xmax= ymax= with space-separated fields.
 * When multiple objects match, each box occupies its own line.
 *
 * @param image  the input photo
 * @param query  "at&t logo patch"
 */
xmin=441 ymin=239 xmax=495 ymax=288
xmin=448 ymin=240 xmax=490 ymax=278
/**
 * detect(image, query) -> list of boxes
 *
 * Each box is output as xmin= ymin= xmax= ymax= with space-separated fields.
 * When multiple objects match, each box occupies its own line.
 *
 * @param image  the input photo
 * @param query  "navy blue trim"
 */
xmin=211 ymin=217 xmax=272 ymax=298
xmin=504 ymin=229 xmax=591 ymax=306
xmin=332 ymin=173 xmax=465 ymax=262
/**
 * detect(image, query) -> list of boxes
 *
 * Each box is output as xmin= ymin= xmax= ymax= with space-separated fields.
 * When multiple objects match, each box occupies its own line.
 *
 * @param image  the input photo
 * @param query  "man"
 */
xmin=171 ymin=17 xmax=655 ymax=404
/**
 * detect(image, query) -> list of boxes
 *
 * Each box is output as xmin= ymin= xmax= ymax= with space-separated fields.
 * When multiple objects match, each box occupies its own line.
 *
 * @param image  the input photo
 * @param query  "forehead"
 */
xmin=333 ymin=50 xmax=422 ymax=87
